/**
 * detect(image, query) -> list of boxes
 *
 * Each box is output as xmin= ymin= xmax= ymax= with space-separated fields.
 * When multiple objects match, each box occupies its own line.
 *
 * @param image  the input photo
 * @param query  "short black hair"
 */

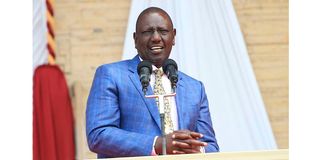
xmin=135 ymin=7 xmax=174 ymax=32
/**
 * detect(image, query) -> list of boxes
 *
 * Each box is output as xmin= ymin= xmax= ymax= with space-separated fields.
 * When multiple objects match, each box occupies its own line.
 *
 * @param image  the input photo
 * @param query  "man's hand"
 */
xmin=155 ymin=130 xmax=207 ymax=155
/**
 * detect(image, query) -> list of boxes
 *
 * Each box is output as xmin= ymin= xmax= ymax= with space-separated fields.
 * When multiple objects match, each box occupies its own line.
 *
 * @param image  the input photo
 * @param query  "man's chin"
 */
xmin=151 ymin=58 xmax=166 ymax=68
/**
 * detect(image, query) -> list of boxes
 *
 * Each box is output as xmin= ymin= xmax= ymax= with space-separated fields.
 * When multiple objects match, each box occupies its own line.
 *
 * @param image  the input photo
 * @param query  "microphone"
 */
xmin=163 ymin=59 xmax=178 ymax=92
xmin=137 ymin=60 xmax=152 ymax=95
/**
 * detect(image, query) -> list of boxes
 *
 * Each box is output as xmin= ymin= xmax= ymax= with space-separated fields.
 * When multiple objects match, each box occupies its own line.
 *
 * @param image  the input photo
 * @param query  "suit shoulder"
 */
xmin=96 ymin=59 xmax=131 ymax=73
xmin=178 ymin=71 xmax=203 ymax=86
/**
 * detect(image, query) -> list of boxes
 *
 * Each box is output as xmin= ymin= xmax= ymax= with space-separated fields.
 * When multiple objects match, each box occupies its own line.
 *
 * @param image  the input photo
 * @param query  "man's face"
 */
xmin=134 ymin=12 xmax=176 ymax=68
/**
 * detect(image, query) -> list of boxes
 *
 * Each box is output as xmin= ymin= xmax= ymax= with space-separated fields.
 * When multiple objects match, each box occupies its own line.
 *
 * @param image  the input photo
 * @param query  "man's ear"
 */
xmin=133 ymin=32 xmax=137 ymax=48
xmin=133 ymin=32 xmax=136 ymax=41
xmin=172 ymin=29 xmax=176 ymax=45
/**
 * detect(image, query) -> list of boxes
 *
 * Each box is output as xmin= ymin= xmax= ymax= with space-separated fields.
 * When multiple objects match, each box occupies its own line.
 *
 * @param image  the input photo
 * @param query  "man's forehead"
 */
xmin=139 ymin=24 xmax=170 ymax=31
xmin=139 ymin=13 xmax=169 ymax=24
xmin=139 ymin=12 xmax=169 ymax=22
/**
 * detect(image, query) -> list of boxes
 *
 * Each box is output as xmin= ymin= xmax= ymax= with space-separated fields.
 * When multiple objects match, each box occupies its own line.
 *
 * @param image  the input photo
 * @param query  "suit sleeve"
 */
xmin=86 ymin=66 xmax=154 ymax=157
xmin=196 ymin=81 xmax=220 ymax=152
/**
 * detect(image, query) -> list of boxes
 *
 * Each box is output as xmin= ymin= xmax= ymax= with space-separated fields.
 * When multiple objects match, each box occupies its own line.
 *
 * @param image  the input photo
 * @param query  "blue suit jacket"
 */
xmin=86 ymin=55 xmax=219 ymax=158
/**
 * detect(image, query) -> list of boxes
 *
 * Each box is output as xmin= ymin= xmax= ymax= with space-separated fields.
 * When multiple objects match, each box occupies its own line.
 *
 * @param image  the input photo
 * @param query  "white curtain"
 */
xmin=33 ymin=0 xmax=48 ymax=71
xmin=122 ymin=0 xmax=277 ymax=151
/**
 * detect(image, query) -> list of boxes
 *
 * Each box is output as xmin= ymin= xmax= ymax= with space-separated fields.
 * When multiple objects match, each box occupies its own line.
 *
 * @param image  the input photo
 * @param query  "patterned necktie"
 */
xmin=153 ymin=69 xmax=174 ymax=134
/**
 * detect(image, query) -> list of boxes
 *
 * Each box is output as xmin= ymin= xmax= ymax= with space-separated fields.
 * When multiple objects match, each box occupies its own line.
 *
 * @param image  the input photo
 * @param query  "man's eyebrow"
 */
xmin=139 ymin=26 xmax=153 ymax=31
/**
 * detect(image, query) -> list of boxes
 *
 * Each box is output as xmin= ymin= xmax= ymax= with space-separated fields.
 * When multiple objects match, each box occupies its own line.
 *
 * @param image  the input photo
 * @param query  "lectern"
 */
xmin=92 ymin=149 xmax=288 ymax=160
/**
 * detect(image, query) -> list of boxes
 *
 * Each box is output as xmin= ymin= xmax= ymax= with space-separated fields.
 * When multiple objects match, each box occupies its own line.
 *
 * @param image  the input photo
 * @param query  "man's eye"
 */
xmin=142 ymin=31 xmax=152 ymax=35
xmin=160 ymin=30 xmax=169 ymax=34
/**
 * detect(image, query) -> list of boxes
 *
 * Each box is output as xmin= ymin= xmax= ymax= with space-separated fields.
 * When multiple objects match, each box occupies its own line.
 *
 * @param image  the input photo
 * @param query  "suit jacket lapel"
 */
xmin=175 ymin=72 xmax=186 ymax=130
xmin=128 ymin=55 xmax=161 ymax=130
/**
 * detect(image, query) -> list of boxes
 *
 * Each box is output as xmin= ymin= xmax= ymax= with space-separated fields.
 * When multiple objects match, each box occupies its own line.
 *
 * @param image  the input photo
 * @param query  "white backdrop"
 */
xmin=33 ymin=0 xmax=48 ymax=71
xmin=122 ymin=0 xmax=277 ymax=151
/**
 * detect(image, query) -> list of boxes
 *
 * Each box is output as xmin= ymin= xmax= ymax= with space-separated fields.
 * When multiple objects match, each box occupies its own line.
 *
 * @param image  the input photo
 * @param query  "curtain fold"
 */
xmin=33 ymin=65 xmax=75 ymax=160
xmin=122 ymin=0 xmax=277 ymax=151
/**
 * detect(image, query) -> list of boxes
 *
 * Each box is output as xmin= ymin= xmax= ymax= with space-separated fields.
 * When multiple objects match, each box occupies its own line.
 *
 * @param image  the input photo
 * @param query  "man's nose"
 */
xmin=151 ymin=31 xmax=161 ymax=42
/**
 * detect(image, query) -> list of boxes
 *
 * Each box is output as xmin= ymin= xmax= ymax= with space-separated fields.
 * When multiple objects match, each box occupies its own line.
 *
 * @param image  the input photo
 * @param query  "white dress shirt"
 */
xmin=150 ymin=65 xmax=179 ymax=131
xmin=138 ymin=58 xmax=205 ymax=154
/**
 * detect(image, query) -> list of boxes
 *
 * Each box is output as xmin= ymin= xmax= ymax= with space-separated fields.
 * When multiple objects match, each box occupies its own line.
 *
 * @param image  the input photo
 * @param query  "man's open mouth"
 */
xmin=150 ymin=46 xmax=163 ymax=53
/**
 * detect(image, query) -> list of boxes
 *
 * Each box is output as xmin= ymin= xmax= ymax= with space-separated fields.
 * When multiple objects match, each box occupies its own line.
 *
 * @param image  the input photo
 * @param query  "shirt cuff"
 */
xmin=151 ymin=136 xmax=158 ymax=156
xmin=200 ymin=146 xmax=205 ymax=153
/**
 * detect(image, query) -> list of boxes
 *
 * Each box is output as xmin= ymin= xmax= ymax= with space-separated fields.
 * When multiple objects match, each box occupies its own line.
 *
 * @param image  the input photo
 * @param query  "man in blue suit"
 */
xmin=86 ymin=7 xmax=219 ymax=158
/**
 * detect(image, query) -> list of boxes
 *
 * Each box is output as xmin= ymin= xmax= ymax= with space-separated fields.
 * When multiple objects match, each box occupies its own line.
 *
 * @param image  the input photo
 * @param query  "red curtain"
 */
xmin=33 ymin=65 xmax=75 ymax=160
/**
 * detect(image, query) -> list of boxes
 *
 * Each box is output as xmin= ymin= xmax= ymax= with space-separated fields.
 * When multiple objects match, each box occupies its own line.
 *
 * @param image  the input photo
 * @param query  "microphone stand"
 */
xmin=145 ymin=93 xmax=176 ymax=155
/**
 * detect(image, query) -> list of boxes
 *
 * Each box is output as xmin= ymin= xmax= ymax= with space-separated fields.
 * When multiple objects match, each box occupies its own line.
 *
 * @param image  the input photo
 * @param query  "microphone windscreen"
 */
xmin=163 ymin=59 xmax=178 ymax=74
xmin=137 ymin=60 xmax=152 ymax=75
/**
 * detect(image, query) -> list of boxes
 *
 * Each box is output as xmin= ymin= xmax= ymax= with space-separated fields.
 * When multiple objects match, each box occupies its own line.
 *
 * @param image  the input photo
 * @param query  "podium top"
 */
xmin=95 ymin=149 xmax=288 ymax=160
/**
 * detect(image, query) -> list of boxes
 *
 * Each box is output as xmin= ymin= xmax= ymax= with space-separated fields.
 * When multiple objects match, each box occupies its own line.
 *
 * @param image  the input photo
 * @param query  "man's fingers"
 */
xmin=179 ymin=148 xmax=201 ymax=154
xmin=172 ymin=140 xmax=192 ymax=148
xmin=169 ymin=130 xmax=207 ymax=155
xmin=172 ymin=150 xmax=185 ymax=154
xmin=172 ymin=139 xmax=207 ymax=149
xmin=172 ymin=130 xmax=203 ymax=140
xmin=183 ymin=139 xmax=207 ymax=147
xmin=172 ymin=132 xmax=192 ymax=140
xmin=189 ymin=132 xmax=203 ymax=139
xmin=171 ymin=140 xmax=202 ymax=154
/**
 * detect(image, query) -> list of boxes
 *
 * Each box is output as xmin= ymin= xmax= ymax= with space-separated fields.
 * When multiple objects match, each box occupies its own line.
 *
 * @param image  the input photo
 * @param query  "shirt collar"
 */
xmin=138 ymin=56 xmax=163 ymax=72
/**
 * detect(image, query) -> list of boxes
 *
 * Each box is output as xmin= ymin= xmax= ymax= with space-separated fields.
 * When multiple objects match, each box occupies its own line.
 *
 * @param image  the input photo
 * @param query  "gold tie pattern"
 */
xmin=153 ymin=69 xmax=174 ymax=134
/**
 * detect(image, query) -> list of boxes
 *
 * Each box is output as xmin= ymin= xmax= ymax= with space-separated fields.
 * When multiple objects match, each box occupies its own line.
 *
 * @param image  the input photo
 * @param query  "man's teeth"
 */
xmin=151 ymin=47 xmax=163 ymax=50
